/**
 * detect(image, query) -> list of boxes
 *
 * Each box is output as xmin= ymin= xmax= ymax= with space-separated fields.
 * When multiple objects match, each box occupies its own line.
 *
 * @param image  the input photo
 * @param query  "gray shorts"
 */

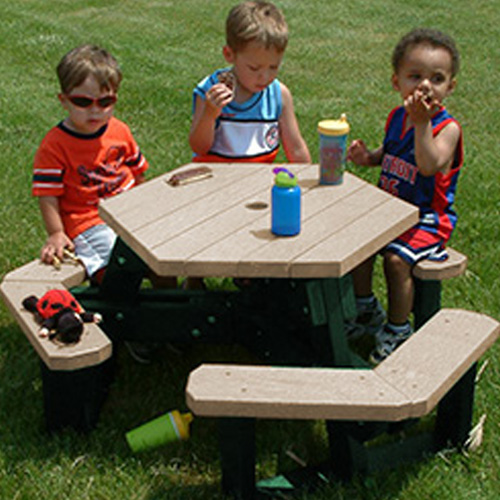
xmin=73 ymin=224 xmax=117 ymax=277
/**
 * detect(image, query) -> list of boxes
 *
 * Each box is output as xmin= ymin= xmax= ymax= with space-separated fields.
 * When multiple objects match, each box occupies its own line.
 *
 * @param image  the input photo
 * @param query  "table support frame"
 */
xmin=66 ymin=239 xmax=474 ymax=497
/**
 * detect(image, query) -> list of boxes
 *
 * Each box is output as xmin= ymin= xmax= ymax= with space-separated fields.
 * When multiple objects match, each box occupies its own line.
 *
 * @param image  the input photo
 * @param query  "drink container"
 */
xmin=126 ymin=410 xmax=193 ymax=452
xmin=271 ymin=167 xmax=301 ymax=236
xmin=318 ymin=114 xmax=350 ymax=185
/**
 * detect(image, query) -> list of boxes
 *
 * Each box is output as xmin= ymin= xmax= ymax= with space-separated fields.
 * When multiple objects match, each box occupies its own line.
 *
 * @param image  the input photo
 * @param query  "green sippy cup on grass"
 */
xmin=126 ymin=410 xmax=193 ymax=453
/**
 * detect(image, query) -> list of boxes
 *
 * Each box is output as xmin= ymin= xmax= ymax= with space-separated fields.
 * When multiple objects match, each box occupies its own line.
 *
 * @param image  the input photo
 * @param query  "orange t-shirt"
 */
xmin=33 ymin=117 xmax=148 ymax=239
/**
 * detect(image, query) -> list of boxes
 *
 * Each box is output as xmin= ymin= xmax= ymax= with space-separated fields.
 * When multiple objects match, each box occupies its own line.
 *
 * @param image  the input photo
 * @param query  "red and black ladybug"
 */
xmin=22 ymin=289 xmax=101 ymax=344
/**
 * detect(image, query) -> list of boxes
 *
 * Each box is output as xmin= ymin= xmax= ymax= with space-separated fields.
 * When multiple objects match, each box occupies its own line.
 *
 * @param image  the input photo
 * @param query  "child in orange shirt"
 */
xmin=33 ymin=45 xmax=147 ymax=283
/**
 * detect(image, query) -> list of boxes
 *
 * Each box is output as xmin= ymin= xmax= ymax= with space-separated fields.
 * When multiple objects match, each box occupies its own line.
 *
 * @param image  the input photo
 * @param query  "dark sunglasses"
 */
xmin=66 ymin=94 xmax=117 ymax=108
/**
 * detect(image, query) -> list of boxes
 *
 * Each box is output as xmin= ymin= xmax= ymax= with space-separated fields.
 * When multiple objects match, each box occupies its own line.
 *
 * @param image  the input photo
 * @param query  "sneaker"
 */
xmin=125 ymin=341 xmax=158 ymax=364
xmin=345 ymin=298 xmax=386 ymax=341
xmin=369 ymin=323 xmax=413 ymax=365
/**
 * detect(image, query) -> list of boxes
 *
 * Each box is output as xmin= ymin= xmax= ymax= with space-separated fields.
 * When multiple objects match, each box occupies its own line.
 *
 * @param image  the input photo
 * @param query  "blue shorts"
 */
xmin=383 ymin=226 xmax=448 ymax=266
xmin=73 ymin=224 xmax=117 ymax=277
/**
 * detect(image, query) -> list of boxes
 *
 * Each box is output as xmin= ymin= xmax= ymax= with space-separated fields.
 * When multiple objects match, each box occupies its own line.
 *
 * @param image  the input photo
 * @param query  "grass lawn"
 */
xmin=1 ymin=0 xmax=499 ymax=498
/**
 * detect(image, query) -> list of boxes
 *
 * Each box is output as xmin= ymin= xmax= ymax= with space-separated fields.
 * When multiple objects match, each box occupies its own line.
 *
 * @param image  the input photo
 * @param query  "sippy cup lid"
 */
xmin=318 ymin=113 xmax=350 ymax=136
xmin=171 ymin=411 xmax=193 ymax=440
xmin=273 ymin=167 xmax=297 ymax=188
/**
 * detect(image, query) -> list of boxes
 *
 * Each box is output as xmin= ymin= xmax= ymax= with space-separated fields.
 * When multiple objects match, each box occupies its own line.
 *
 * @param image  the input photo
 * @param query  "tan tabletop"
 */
xmin=99 ymin=163 xmax=419 ymax=279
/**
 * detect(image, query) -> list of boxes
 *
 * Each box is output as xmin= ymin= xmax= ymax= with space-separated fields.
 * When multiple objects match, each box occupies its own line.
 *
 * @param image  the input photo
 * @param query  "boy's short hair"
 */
xmin=392 ymin=28 xmax=460 ymax=77
xmin=226 ymin=1 xmax=288 ymax=52
xmin=57 ymin=45 xmax=122 ymax=94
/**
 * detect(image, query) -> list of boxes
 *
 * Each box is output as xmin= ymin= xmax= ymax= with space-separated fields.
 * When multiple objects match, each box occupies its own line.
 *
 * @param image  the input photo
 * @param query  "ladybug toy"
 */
xmin=22 ymin=289 xmax=102 ymax=344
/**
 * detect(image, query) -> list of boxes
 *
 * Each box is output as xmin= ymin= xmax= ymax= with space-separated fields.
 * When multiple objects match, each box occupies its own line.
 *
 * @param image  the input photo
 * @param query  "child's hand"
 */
xmin=347 ymin=139 xmax=371 ymax=166
xmin=205 ymin=83 xmax=234 ymax=115
xmin=404 ymin=83 xmax=440 ymax=125
xmin=41 ymin=231 xmax=74 ymax=266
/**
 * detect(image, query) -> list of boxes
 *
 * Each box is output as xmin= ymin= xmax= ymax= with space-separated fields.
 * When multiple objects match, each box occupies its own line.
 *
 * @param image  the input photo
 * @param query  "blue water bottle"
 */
xmin=271 ymin=167 xmax=301 ymax=236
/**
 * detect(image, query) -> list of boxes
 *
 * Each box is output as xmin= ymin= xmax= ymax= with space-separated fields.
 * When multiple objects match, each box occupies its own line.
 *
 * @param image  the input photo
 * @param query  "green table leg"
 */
xmin=326 ymin=420 xmax=368 ymax=480
xmin=305 ymin=276 xmax=357 ymax=367
xmin=41 ymin=357 xmax=114 ymax=433
xmin=218 ymin=418 xmax=256 ymax=500
xmin=413 ymin=277 xmax=441 ymax=330
xmin=435 ymin=363 xmax=477 ymax=449
xmin=99 ymin=237 xmax=147 ymax=302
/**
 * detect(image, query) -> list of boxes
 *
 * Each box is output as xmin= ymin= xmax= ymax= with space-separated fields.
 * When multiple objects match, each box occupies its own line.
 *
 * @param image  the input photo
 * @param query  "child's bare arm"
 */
xmin=347 ymin=140 xmax=383 ymax=167
xmin=189 ymin=83 xmax=234 ymax=155
xmin=134 ymin=172 xmax=145 ymax=185
xmin=413 ymin=121 xmax=460 ymax=176
xmin=278 ymin=83 xmax=311 ymax=163
xmin=405 ymin=89 xmax=460 ymax=176
xmin=39 ymin=196 xmax=73 ymax=264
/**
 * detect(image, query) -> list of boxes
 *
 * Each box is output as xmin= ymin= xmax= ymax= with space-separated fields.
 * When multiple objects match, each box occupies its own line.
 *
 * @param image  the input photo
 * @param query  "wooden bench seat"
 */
xmin=186 ymin=308 xmax=499 ymax=421
xmin=1 ymin=259 xmax=114 ymax=432
xmin=413 ymin=247 xmax=467 ymax=281
xmin=1 ymin=259 xmax=112 ymax=371
xmin=412 ymin=247 xmax=467 ymax=329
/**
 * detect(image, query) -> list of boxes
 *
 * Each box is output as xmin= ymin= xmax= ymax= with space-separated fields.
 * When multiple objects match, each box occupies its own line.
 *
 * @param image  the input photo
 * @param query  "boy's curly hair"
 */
xmin=57 ymin=45 xmax=122 ymax=94
xmin=226 ymin=1 xmax=288 ymax=52
xmin=392 ymin=28 xmax=460 ymax=77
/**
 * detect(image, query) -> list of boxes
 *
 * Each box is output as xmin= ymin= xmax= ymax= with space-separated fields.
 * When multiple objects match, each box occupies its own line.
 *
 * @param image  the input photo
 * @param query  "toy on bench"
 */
xmin=0 ymin=259 xmax=113 ymax=432
xmin=22 ymin=289 xmax=102 ymax=344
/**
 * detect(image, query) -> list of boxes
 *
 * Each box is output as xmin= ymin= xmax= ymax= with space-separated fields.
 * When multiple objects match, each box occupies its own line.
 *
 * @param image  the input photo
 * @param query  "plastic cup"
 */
xmin=126 ymin=410 xmax=193 ymax=453
xmin=318 ymin=114 xmax=350 ymax=185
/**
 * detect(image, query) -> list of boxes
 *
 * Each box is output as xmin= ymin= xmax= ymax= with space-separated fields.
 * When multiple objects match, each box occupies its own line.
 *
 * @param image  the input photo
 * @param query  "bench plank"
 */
xmin=1 ymin=280 xmax=112 ymax=371
xmin=413 ymin=247 xmax=467 ymax=281
xmin=2 ymin=259 xmax=86 ymax=289
xmin=186 ymin=309 xmax=499 ymax=422
xmin=187 ymin=364 xmax=411 ymax=421
xmin=375 ymin=308 xmax=499 ymax=416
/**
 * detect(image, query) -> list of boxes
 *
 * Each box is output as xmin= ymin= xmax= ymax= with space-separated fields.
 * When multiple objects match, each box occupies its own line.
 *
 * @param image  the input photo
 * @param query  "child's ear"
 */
xmin=447 ymin=78 xmax=457 ymax=96
xmin=223 ymin=45 xmax=235 ymax=63
xmin=391 ymin=73 xmax=400 ymax=92
xmin=58 ymin=93 xmax=69 ymax=110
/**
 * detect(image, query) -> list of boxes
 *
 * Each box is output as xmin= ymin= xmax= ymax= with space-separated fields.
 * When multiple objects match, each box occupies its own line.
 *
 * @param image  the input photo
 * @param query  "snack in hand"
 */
xmin=419 ymin=83 xmax=436 ymax=106
xmin=217 ymin=69 xmax=236 ymax=91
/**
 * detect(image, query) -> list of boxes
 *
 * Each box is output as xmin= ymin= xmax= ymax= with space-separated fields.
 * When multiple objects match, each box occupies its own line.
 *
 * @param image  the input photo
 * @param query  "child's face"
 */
xmin=392 ymin=44 xmax=456 ymax=106
xmin=59 ymin=75 xmax=116 ymax=135
xmin=223 ymin=41 xmax=284 ymax=98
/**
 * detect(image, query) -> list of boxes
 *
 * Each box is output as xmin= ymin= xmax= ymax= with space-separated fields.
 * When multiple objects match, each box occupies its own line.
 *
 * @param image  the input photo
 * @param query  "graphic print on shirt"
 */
xmin=380 ymin=154 xmax=419 ymax=196
xmin=77 ymin=145 xmax=128 ymax=198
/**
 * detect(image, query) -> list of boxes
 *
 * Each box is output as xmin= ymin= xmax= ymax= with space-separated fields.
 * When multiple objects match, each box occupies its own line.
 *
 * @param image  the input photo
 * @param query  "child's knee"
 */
xmin=383 ymin=251 xmax=411 ymax=277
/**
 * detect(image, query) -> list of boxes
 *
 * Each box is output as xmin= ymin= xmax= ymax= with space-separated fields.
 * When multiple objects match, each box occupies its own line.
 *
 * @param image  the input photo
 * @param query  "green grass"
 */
xmin=1 ymin=0 xmax=499 ymax=498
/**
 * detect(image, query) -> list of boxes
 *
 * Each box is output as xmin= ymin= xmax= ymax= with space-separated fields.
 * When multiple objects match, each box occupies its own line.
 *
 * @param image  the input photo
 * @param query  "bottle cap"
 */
xmin=318 ymin=113 xmax=350 ymax=136
xmin=273 ymin=167 xmax=297 ymax=188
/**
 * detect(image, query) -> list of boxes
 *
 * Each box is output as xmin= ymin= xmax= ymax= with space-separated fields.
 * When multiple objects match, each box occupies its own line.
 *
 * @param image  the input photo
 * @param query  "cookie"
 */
xmin=217 ymin=70 xmax=236 ymax=91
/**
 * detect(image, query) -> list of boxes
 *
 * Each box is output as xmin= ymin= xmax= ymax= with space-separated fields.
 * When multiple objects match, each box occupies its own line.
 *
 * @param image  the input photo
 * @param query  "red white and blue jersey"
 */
xmin=192 ymin=68 xmax=282 ymax=163
xmin=379 ymin=106 xmax=463 ymax=243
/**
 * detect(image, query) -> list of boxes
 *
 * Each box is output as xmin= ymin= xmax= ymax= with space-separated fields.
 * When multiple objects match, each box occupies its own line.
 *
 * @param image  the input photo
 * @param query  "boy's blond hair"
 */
xmin=57 ymin=45 xmax=122 ymax=94
xmin=226 ymin=1 xmax=288 ymax=52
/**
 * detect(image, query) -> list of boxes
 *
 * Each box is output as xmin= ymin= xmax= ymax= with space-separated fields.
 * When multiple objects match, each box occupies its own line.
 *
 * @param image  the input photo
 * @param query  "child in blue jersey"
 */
xmin=189 ymin=1 xmax=311 ymax=164
xmin=347 ymin=28 xmax=463 ymax=364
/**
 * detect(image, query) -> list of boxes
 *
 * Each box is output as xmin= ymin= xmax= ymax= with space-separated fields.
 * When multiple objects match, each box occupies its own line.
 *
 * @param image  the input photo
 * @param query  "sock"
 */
xmin=355 ymin=294 xmax=377 ymax=312
xmin=386 ymin=321 xmax=412 ymax=335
